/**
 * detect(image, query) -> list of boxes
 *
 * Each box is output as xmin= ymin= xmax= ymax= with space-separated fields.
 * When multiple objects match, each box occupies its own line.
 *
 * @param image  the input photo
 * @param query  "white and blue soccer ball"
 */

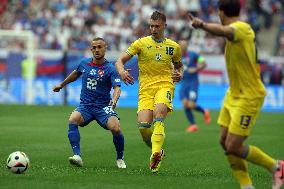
xmin=6 ymin=151 xmax=30 ymax=174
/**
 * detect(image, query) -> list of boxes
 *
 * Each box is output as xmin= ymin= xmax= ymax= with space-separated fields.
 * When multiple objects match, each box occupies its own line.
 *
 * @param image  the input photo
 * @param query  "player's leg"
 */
xmin=218 ymin=95 xmax=253 ymax=188
xmin=68 ymin=111 xmax=83 ymax=156
xmin=149 ymin=84 xmax=173 ymax=173
xmin=96 ymin=106 xmax=126 ymax=168
xmin=189 ymin=87 xmax=211 ymax=125
xmin=180 ymin=84 xmax=198 ymax=132
xmin=182 ymin=99 xmax=198 ymax=132
xmin=228 ymin=139 xmax=283 ymax=189
xmin=225 ymin=97 xmax=281 ymax=188
xmin=152 ymin=103 xmax=168 ymax=155
xmin=220 ymin=127 xmax=253 ymax=189
xmin=225 ymin=133 xmax=282 ymax=188
xmin=106 ymin=116 xmax=126 ymax=169
xmin=137 ymin=110 xmax=153 ymax=149
xmin=137 ymin=87 xmax=155 ymax=149
xmin=67 ymin=106 xmax=91 ymax=167
xmin=150 ymin=103 xmax=167 ymax=173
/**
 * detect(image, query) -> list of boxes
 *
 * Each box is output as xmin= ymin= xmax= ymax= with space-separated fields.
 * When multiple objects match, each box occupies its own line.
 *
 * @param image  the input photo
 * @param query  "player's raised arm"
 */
xmin=53 ymin=70 xmax=80 ymax=92
xmin=115 ymin=52 xmax=134 ymax=85
xmin=188 ymin=13 xmax=234 ymax=41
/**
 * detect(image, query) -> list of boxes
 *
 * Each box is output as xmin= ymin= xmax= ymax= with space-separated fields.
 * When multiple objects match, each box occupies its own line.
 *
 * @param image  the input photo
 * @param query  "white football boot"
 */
xmin=68 ymin=155 xmax=83 ymax=167
xmin=116 ymin=159 xmax=126 ymax=169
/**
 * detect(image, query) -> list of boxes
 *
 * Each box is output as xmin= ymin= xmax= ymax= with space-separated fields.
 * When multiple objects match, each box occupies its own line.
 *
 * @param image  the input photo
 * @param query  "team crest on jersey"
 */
xmin=156 ymin=45 xmax=162 ymax=49
xmin=89 ymin=69 xmax=96 ymax=76
xmin=155 ymin=53 xmax=161 ymax=61
xmin=98 ymin=70 xmax=104 ymax=77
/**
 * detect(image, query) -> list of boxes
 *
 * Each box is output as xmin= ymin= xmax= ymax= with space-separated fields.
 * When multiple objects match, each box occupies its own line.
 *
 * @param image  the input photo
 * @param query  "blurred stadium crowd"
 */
xmin=0 ymin=0 xmax=283 ymax=85
xmin=0 ymin=0 xmax=283 ymax=54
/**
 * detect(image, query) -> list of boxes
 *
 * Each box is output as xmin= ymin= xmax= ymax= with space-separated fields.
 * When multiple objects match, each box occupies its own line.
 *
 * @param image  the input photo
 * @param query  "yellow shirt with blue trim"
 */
xmin=225 ymin=21 xmax=266 ymax=98
xmin=126 ymin=36 xmax=181 ymax=89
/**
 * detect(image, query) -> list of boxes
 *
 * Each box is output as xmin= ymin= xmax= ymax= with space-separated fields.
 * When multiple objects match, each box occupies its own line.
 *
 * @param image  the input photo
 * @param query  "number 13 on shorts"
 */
xmin=240 ymin=115 xmax=252 ymax=129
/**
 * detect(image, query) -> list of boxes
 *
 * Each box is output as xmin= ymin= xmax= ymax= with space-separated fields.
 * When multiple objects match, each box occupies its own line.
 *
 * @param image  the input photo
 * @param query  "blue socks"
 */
xmin=68 ymin=123 xmax=81 ymax=156
xmin=68 ymin=123 xmax=125 ymax=160
xmin=185 ymin=108 xmax=195 ymax=124
xmin=113 ymin=132 xmax=124 ymax=160
xmin=195 ymin=105 xmax=205 ymax=114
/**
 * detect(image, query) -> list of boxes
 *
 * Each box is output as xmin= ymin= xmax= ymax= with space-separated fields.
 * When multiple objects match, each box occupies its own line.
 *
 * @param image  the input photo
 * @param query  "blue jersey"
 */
xmin=182 ymin=51 xmax=202 ymax=86
xmin=76 ymin=57 xmax=121 ymax=106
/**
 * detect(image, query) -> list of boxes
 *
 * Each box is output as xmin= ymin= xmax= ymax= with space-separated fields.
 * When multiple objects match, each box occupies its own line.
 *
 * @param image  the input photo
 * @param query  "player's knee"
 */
xmin=188 ymin=101 xmax=196 ymax=109
xmin=225 ymin=142 xmax=242 ymax=156
xmin=69 ymin=118 xmax=79 ymax=125
xmin=110 ymin=123 xmax=121 ymax=135
xmin=183 ymin=100 xmax=195 ymax=109
xmin=69 ymin=116 xmax=83 ymax=125
xmin=153 ymin=106 xmax=168 ymax=118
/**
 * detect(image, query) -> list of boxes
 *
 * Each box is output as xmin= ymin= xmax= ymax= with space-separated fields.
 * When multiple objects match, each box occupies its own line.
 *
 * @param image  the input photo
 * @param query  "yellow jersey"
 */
xmin=126 ymin=36 xmax=181 ymax=89
xmin=225 ymin=21 xmax=266 ymax=99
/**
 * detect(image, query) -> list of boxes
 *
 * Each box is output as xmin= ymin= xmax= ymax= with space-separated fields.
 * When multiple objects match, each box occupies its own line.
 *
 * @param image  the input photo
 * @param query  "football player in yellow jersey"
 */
xmin=115 ymin=11 xmax=183 ymax=173
xmin=188 ymin=0 xmax=283 ymax=189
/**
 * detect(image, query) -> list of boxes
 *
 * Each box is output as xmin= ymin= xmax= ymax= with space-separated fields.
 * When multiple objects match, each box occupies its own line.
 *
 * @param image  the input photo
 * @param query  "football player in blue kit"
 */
xmin=53 ymin=37 xmax=126 ymax=168
xmin=179 ymin=39 xmax=211 ymax=133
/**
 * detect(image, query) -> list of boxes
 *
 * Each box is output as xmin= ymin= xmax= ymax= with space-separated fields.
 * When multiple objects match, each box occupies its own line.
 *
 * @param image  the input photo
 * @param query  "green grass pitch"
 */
xmin=0 ymin=105 xmax=283 ymax=189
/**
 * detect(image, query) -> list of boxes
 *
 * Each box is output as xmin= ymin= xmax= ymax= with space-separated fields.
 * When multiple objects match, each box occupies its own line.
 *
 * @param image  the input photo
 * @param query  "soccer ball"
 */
xmin=6 ymin=151 xmax=30 ymax=174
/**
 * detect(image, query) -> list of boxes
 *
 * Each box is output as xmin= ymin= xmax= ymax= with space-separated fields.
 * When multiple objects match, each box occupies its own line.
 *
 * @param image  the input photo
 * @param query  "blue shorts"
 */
xmin=179 ymin=84 xmax=198 ymax=102
xmin=74 ymin=104 xmax=119 ymax=130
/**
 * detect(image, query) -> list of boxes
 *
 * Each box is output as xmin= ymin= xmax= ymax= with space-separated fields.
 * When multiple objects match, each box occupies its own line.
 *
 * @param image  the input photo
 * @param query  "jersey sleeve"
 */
xmin=173 ymin=44 xmax=182 ymax=64
xmin=230 ymin=22 xmax=247 ymax=42
xmin=75 ymin=59 xmax=85 ymax=76
xmin=110 ymin=66 xmax=121 ymax=88
xmin=126 ymin=39 xmax=142 ymax=56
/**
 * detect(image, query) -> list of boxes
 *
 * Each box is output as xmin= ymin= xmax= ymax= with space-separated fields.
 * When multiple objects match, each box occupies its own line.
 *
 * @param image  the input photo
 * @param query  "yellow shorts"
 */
xmin=217 ymin=94 xmax=264 ymax=136
xmin=137 ymin=82 xmax=174 ymax=113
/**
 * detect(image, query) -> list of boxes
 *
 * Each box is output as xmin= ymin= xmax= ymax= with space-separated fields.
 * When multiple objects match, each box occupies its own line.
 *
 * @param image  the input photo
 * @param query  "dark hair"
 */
xmin=150 ymin=11 xmax=166 ymax=22
xmin=218 ymin=0 xmax=241 ymax=17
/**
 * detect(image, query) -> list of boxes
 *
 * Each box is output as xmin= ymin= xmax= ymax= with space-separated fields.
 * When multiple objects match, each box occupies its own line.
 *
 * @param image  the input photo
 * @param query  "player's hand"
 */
xmin=172 ymin=70 xmax=182 ymax=82
xmin=119 ymin=69 xmax=134 ymax=85
xmin=188 ymin=13 xmax=204 ymax=29
xmin=53 ymin=85 xmax=63 ymax=92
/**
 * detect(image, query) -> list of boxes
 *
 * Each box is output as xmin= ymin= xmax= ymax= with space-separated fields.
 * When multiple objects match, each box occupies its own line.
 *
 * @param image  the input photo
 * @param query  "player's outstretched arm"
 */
xmin=188 ymin=14 xmax=234 ymax=41
xmin=115 ymin=52 xmax=134 ymax=85
xmin=110 ymin=86 xmax=121 ymax=109
xmin=53 ymin=70 xmax=80 ymax=92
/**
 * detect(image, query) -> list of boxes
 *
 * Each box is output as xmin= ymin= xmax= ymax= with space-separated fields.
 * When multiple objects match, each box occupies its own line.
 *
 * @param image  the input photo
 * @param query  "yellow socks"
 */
xmin=138 ymin=122 xmax=152 ymax=148
xmin=227 ymin=155 xmax=252 ymax=187
xmin=246 ymin=145 xmax=276 ymax=172
xmin=151 ymin=120 xmax=165 ymax=154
